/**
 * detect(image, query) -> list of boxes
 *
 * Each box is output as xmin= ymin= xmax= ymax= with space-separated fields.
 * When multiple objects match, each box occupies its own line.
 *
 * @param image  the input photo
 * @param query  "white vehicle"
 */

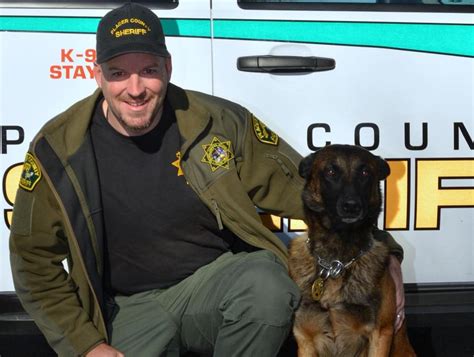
xmin=1 ymin=0 xmax=473 ymax=311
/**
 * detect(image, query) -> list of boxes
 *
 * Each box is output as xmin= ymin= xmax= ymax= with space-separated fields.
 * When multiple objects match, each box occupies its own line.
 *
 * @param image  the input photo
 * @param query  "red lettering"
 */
xmin=73 ymin=66 xmax=86 ymax=79
xmin=49 ymin=65 xmax=62 ymax=79
xmin=61 ymin=49 xmax=74 ymax=63
xmin=84 ymin=49 xmax=96 ymax=63
xmin=49 ymin=65 xmax=95 ymax=80
xmin=86 ymin=65 xmax=95 ymax=79
xmin=63 ymin=65 xmax=73 ymax=79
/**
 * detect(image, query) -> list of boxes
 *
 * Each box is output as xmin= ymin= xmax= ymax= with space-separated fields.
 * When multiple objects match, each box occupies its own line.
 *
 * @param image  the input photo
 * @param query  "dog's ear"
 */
xmin=377 ymin=157 xmax=391 ymax=180
xmin=302 ymin=188 xmax=325 ymax=213
xmin=299 ymin=153 xmax=316 ymax=179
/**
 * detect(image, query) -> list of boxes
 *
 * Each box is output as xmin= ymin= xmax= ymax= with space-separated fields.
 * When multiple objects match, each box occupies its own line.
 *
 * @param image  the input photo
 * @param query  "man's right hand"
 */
xmin=86 ymin=343 xmax=125 ymax=357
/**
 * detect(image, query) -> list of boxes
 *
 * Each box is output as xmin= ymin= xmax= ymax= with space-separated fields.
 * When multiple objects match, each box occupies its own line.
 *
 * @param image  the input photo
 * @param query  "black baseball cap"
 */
xmin=96 ymin=2 xmax=170 ymax=64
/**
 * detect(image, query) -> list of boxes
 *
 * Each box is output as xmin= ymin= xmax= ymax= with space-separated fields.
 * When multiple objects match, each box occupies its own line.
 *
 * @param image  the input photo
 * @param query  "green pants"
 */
xmin=109 ymin=250 xmax=300 ymax=357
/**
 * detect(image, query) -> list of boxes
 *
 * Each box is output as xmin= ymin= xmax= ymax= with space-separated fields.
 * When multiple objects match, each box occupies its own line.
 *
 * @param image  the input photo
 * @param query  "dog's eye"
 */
xmin=361 ymin=168 xmax=370 ymax=177
xmin=325 ymin=168 xmax=336 ymax=177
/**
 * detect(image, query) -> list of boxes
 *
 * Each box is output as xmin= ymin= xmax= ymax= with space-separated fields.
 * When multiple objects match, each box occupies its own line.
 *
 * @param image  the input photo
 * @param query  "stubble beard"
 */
xmin=108 ymin=97 xmax=164 ymax=135
xmin=116 ymin=112 xmax=154 ymax=133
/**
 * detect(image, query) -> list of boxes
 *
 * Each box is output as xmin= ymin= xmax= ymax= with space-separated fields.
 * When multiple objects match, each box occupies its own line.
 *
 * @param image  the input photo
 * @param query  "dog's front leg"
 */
xmin=368 ymin=270 xmax=397 ymax=357
xmin=293 ymin=310 xmax=335 ymax=357
xmin=293 ymin=325 xmax=319 ymax=357
xmin=368 ymin=325 xmax=394 ymax=357
xmin=391 ymin=320 xmax=417 ymax=357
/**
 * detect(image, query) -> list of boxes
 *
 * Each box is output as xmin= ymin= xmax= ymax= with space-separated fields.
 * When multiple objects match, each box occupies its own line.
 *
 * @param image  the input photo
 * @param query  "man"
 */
xmin=10 ymin=3 xmax=406 ymax=356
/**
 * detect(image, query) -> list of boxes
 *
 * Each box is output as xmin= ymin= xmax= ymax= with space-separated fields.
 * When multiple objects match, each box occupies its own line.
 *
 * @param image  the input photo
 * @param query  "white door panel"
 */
xmin=212 ymin=1 xmax=474 ymax=284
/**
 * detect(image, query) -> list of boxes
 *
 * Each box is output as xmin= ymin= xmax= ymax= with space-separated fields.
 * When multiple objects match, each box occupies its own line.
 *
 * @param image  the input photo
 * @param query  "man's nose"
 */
xmin=127 ymin=74 xmax=145 ymax=97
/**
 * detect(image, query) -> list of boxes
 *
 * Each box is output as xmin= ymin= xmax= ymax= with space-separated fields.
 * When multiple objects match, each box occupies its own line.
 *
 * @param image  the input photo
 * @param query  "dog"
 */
xmin=288 ymin=144 xmax=415 ymax=357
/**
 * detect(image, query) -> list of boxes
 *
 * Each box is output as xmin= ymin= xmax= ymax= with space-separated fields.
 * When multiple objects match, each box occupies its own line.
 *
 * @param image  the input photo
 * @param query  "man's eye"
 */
xmin=111 ymin=71 xmax=125 ymax=78
xmin=143 ymin=68 xmax=159 ymax=76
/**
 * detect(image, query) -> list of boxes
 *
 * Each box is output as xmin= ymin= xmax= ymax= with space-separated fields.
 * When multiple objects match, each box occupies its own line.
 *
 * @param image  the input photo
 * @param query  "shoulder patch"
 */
xmin=19 ymin=153 xmax=42 ymax=191
xmin=252 ymin=116 xmax=279 ymax=146
xmin=201 ymin=137 xmax=234 ymax=172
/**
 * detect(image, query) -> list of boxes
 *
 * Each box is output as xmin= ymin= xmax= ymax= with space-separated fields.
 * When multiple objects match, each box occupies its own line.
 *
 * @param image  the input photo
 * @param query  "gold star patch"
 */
xmin=171 ymin=151 xmax=184 ymax=176
xmin=201 ymin=137 xmax=234 ymax=172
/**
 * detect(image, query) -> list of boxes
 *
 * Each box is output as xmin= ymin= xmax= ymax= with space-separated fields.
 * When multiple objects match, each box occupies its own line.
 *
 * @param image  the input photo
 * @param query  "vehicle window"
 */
xmin=0 ymin=0 xmax=177 ymax=9
xmin=240 ymin=0 xmax=473 ymax=3
xmin=239 ymin=0 xmax=474 ymax=10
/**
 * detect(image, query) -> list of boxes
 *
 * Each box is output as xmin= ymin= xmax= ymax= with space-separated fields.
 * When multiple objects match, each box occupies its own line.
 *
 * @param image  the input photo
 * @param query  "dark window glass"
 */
xmin=239 ymin=0 xmax=474 ymax=11
xmin=240 ymin=0 xmax=472 ymax=4
xmin=0 ymin=1 xmax=177 ymax=9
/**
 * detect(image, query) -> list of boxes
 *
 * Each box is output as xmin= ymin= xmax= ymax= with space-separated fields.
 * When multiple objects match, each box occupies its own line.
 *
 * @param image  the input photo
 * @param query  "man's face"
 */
xmin=94 ymin=52 xmax=172 ymax=136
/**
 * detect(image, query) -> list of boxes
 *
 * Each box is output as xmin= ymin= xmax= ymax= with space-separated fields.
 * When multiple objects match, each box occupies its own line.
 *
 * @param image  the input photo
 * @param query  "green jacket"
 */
xmin=10 ymin=84 xmax=403 ymax=356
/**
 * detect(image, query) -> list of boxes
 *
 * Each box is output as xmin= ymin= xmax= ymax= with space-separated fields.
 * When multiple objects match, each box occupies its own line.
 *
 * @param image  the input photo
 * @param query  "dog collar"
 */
xmin=306 ymin=237 xmax=373 ymax=301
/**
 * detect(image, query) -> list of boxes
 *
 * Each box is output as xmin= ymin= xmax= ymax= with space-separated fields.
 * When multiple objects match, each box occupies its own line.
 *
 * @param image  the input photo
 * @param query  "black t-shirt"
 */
xmin=90 ymin=99 xmax=235 ymax=295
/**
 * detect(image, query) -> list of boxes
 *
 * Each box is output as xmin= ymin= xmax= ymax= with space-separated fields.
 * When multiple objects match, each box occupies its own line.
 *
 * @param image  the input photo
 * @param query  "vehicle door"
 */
xmin=211 ymin=0 xmax=474 ymax=285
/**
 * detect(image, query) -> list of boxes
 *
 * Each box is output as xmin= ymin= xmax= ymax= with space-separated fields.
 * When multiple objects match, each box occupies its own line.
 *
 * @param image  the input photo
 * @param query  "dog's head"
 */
xmin=299 ymin=144 xmax=390 ymax=230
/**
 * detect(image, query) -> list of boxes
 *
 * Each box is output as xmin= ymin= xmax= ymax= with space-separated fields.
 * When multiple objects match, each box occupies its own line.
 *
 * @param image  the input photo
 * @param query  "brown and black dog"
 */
xmin=289 ymin=144 xmax=415 ymax=357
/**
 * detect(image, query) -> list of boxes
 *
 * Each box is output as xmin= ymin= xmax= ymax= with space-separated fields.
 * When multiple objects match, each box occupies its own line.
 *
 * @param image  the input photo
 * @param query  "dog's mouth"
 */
xmin=340 ymin=214 xmax=364 ymax=224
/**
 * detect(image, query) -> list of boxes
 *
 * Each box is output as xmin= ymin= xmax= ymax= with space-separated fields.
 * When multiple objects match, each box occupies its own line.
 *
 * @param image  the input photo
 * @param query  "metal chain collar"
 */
xmin=306 ymin=237 xmax=373 ymax=281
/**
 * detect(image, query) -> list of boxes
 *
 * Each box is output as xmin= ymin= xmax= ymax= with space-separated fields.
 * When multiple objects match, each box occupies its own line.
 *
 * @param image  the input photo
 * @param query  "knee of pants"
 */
xmin=219 ymin=254 xmax=301 ymax=327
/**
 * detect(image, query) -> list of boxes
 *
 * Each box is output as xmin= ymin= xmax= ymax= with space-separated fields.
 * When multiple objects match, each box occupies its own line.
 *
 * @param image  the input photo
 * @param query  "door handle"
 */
xmin=237 ymin=55 xmax=335 ymax=73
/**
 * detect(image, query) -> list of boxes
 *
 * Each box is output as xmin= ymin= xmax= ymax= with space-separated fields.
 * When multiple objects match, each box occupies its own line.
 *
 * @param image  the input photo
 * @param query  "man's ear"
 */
xmin=165 ymin=57 xmax=172 ymax=81
xmin=93 ymin=64 xmax=103 ymax=88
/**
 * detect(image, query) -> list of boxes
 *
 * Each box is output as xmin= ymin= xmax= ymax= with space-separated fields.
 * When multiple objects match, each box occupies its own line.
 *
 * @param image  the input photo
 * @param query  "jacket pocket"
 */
xmin=264 ymin=153 xmax=294 ymax=178
xmin=10 ymin=189 xmax=34 ymax=236
xmin=211 ymin=199 xmax=224 ymax=230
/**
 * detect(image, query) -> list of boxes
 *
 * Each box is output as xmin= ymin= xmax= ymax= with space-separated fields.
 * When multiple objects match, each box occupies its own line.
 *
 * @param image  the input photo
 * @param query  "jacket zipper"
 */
xmin=180 ymin=159 xmax=224 ymax=231
xmin=211 ymin=199 xmax=224 ymax=230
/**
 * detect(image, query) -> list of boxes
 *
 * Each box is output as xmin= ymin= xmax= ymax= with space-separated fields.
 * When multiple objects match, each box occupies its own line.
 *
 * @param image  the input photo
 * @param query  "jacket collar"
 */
xmin=166 ymin=83 xmax=211 ymax=156
xmin=40 ymin=89 xmax=102 ymax=160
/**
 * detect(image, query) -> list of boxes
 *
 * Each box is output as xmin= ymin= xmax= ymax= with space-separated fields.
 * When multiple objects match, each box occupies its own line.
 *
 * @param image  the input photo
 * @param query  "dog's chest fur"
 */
xmin=289 ymin=236 xmax=388 ymax=356
xmin=289 ymin=236 xmax=388 ymax=323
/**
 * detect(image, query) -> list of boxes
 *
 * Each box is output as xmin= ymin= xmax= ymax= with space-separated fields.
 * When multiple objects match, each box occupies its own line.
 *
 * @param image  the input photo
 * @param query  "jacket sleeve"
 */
xmin=373 ymin=228 xmax=404 ymax=261
xmin=237 ymin=111 xmax=306 ymax=219
xmin=9 ymin=154 xmax=105 ymax=356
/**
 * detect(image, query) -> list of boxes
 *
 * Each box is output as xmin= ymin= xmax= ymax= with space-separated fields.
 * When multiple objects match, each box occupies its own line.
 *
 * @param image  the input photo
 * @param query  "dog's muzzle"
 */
xmin=337 ymin=198 xmax=364 ymax=223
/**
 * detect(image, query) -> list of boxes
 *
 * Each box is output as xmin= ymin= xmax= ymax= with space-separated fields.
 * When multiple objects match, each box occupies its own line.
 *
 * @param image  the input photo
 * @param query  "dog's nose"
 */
xmin=342 ymin=200 xmax=361 ymax=215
